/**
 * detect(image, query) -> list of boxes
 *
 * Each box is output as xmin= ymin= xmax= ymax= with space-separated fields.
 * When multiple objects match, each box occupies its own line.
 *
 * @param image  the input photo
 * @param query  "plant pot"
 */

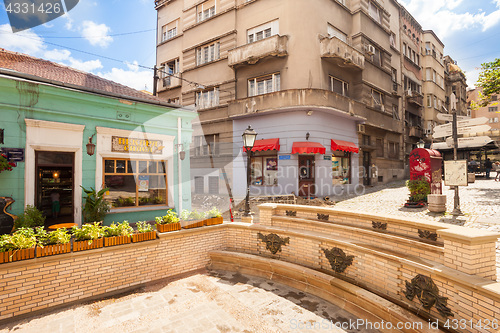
xmin=156 ymin=223 xmax=181 ymax=233
xmin=73 ymin=238 xmax=104 ymax=252
xmin=36 ymin=243 xmax=71 ymax=257
xmin=104 ymin=235 xmax=131 ymax=247
xmin=404 ymin=201 xmax=426 ymax=209
xmin=0 ymin=248 xmax=35 ymax=264
xmin=214 ymin=216 xmax=223 ymax=224
xmin=181 ymin=220 xmax=204 ymax=229
xmin=204 ymin=218 xmax=213 ymax=226
xmin=132 ymin=231 xmax=157 ymax=242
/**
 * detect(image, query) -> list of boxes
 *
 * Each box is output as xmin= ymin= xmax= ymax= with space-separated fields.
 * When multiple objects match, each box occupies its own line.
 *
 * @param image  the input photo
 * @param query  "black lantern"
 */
xmin=242 ymin=126 xmax=257 ymax=217
xmin=177 ymin=144 xmax=186 ymax=161
xmin=86 ymin=134 xmax=96 ymax=156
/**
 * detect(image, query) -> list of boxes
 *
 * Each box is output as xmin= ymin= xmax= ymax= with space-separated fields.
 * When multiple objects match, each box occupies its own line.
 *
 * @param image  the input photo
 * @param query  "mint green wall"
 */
xmin=0 ymin=76 xmax=196 ymax=225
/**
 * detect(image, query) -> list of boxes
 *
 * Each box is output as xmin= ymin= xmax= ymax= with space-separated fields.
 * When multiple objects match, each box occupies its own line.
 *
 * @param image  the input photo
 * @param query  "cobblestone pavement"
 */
xmin=0 ymin=272 xmax=379 ymax=333
xmin=332 ymin=178 xmax=500 ymax=279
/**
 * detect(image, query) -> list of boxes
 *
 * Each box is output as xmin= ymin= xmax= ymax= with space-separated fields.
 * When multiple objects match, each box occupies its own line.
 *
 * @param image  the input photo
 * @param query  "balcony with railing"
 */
xmin=405 ymin=90 xmax=423 ymax=106
xmin=228 ymin=35 xmax=288 ymax=68
xmin=160 ymin=75 xmax=181 ymax=90
xmin=320 ymin=37 xmax=364 ymax=70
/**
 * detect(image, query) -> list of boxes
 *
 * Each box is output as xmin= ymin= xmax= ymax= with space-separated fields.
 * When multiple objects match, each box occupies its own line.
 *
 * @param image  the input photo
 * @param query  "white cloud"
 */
xmin=68 ymin=58 xmax=103 ymax=72
xmin=400 ymin=0 xmax=500 ymax=38
xmin=44 ymin=49 xmax=71 ymax=61
xmin=80 ymin=20 xmax=113 ymax=47
xmin=464 ymin=67 xmax=481 ymax=89
xmin=98 ymin=62 xmax=152 ymax=91
xmin=0 ymin=24 xmax=45 ymax=55
xmin=43 ymin=48 xmax=102 ymax=72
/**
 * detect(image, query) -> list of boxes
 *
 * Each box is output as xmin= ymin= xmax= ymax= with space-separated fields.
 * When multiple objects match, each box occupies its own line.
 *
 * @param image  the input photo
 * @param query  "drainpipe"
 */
xmin=177 ymin=117 xmax=182 ymax=212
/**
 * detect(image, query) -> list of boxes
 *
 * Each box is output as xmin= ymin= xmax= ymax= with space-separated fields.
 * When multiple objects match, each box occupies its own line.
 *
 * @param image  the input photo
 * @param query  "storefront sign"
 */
xmin=279 ymin=155 xmax=291 ymax=160
xmin=112 ymin=136 xmax=163 ymax=154
xmin=323 ymin=155 xmax=332 ymax=160
xmin=0 ymin=148 xmax=25 ymax=162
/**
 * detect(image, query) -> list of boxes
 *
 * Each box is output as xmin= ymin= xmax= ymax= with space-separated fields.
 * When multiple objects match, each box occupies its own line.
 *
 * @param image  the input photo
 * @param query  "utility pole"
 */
xmin=450 ymin=93 xmax=462 ymax=216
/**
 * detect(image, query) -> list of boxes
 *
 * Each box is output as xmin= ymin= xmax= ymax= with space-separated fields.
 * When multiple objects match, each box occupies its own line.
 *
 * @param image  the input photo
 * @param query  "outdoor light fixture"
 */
xmin=242 ymin=126 xmax=257 ymax=217
xmin=177 ymin=143 xmax=186 ymax=161
xmin=306 ymin=132 xmax=310 ymax=141
xmin=86 ymin=134 xmax=96 ymax=156
xmin=52 ymin=171 xmax=60 ymax=179
xmin=0 ymin=129 xmax=4 ymax=144
xmin=417 ymin=139 xmax=425 ymax=149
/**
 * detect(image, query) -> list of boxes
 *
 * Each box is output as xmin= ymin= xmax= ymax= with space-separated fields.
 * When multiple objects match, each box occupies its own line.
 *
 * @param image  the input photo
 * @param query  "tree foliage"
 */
xmin=477 ymin=58 xmax=500 ymax=107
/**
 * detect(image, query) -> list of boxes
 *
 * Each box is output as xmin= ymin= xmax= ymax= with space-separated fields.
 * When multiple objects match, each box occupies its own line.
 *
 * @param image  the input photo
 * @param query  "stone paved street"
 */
xmin=0 ymin=272 xmax=379 ymax=333
xmin=332 ymin=178 xmax=500 ymax=279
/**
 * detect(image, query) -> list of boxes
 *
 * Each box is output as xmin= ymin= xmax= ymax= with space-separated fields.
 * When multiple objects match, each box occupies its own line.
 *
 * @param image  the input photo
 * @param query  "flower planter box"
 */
xmin=156 ymin=223 xmax=181 ymax=233
xmin=73 ymin=238 xmax=104 ymax=252
xmin=204 ymin=217 xmax=223 ymax=226
xmin=104 ymin=235 xmax=131 ymax=247
xmin=181 ymin=220 xmax=204 ymax=229
xmin=132 ymin=231 xmax=157 ymax=243
xmin=0 ymin=248 xmax=35 ymax=264
xmin=36 ymin=243 xmax=71 ymax=257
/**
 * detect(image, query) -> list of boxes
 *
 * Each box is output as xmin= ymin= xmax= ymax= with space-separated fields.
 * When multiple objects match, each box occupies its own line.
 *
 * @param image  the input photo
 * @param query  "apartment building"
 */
xmin=421 ymin=30 xmax=445 ymax=143
xmin=155 ymin=0 xmax=416 ymax=198
xmin=467 ymin=88 xmax=500 ymax=149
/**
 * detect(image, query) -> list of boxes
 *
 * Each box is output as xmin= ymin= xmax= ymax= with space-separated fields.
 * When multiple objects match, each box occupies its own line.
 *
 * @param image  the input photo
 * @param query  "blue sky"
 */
xmin=1 ymin=0 xmax=499 ymax=91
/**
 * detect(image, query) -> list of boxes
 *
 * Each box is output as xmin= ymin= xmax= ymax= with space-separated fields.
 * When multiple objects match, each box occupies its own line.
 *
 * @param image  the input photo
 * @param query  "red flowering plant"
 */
xmin=0 ymin=153 xmax=16 ymax=173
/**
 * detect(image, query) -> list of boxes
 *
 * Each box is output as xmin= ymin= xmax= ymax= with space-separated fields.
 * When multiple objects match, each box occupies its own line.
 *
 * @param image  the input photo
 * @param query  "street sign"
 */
xmin=436 ymin=114 xmax=469 ymax=122
xmin=434 ymin=117 xmax=488 ymax=132
xmin=433 ymin=124 xmax=491 ymax=138
xmin=444 ymin=160 xmax=468 ymax=186
xmin=445 ymin=136 xmax=492 ymax=148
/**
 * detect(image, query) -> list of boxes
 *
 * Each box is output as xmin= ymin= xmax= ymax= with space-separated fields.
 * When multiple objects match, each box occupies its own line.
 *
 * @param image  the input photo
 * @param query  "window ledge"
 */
xmin=109 ymin=205 xmax=174 ymax=214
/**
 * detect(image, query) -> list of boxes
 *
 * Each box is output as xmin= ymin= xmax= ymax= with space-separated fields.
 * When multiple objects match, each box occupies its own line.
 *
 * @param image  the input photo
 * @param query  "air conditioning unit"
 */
xmin=357 ymin=124 xmax=366 ymax=133
xmin=366 ymin=44 xmax=375 ymax=55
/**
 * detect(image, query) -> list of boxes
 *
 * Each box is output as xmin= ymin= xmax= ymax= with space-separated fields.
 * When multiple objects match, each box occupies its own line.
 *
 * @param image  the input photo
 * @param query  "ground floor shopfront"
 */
xmin=231 ymin=110 xmax=362 ymax=198
xmin=0 ymin=74 xmax=195 ymax=228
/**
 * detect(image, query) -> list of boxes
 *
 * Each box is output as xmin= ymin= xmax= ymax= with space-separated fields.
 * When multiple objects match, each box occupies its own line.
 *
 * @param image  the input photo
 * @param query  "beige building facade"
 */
xmin=154 ymin=0 xmax=458 ymax=196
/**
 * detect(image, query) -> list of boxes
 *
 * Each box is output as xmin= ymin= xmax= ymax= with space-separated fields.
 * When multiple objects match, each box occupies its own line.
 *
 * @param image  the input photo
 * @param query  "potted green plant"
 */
xmin=0 ymin=228 xmax=36 ymax=263
xmin=103 ymin=221 xmax=133 ymax=247
xmin=35 ymin=227 xmax=71 ymax=257
xmin=81 ymin=186 xmax=110 ymax=222
xmin=71 ymin=222 xmax=104 ymax=251
xmin=405 ymin=177 xmax=430 ymax=208
xmin=180 ymin=209 xmax=205 ymax=229
xmin=155 ymin=209 xmax=181 ymax=233
xmin=13 ymin=205 xmax=46 ymax=230
xmin=205 ymin=207 xmax=223 ymax=226
xmin=132 ymin=221 xmax=157 ymax=242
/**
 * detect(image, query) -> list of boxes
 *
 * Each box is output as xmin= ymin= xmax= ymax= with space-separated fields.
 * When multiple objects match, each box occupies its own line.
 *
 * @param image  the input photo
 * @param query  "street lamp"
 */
xmin=242 ymin=126 xmax=257 ymax=217
xmin=417 ymin=139 xmax=425 ymax=149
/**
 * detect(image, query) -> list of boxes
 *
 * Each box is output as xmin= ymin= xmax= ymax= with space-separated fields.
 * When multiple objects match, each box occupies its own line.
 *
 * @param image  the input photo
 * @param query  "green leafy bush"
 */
xmin=71 ymin=222 xmax=103 ymax=243
xmin=155 ymin=210 xmax=180 ymax=225
xmin=81 ymin=186 xmax=110 ymax=223
xmin=14 ymin=205 xmax=46 ymax=229
xmin=206 ymin=207 xmax=222 ymax=218
xmin=189 ymin=210 xmax=204 ymax=220
xmin=103 ymin=221 xmax=133 ymax=237
xmin=406 ymin=177 xmax=431 ymax=203
xmin=136 ymin=221 xmax=153 ymax=233
xmin=0 ymin=228 xmax=36 ymax=251
xmin=35 ymin=227 xmax=71 ymax=246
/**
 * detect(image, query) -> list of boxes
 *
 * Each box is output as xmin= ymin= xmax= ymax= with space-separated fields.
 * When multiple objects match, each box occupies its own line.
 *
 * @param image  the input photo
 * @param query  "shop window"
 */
xmin=248 ymin=73 xmax=280 ymax=97
xmin=250 ymin=154 xmax=278 ymax=186
xmin=247 ymin=20 xmax=279 ymax=43
xmin=330 ymin=76 xmax=348 ymax=96
xmin=104 ymin=158 xmax=167 ymax=208
xmin=332 ymin=151 xmax=351 ymax=185
xmin=197 ymin=0 xmax=216 ymax=22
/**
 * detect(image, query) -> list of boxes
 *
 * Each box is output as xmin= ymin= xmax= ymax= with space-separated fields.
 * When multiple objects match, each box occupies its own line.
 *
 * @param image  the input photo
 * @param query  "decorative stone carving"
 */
xmin=285 ymin=210 xmax=297 ymax=217
xmin=257 ymin=233 xmax=290 ymax=255
xmin=317 ymin=213 xmax=329 ymax=221
xmin=322 ymin=247 xmax=354 ymax=273
xmin=404 ymin=274 xmax=453 ymax=317
xmin=418 ymin=229 xmax=438 ymax=241
xmin=372 ymin=221 xmax=387 ymax=230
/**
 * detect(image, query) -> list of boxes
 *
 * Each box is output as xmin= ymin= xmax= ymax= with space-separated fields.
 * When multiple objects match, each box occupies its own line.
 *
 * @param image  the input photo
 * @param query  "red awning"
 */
xmin=331 ymin=139 xmax=359 ymax=153
xmin=243 ymin=138 xmax=280 ymax=152
xmin=291 ymin=142 xmax=326 ymax=154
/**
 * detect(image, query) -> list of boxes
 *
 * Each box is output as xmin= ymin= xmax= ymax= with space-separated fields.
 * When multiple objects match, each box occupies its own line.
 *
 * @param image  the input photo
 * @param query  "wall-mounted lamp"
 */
xmin=177 ymin=143 xmax=186 ymax=161
xmin=86 ymin=134 xmax=96 ymax=156
xmin=306 ymin=132 xmax=310 ymax=140
xmin=52 ymin=171 xmax=60 ymax=179
xmin=0 ymin=129 xmax=4 ymax=144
